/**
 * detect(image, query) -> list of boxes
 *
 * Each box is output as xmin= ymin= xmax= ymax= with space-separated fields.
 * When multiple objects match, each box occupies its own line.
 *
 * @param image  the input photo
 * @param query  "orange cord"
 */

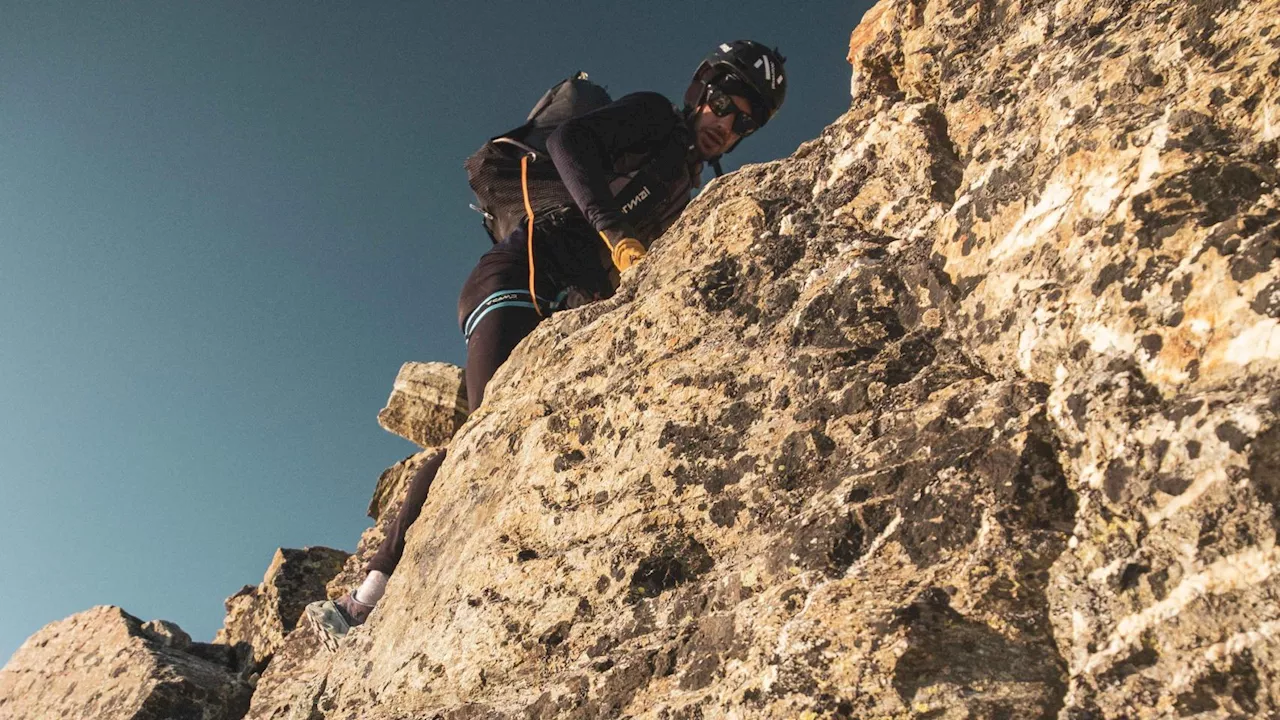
xmin=521 ymin=155 xmax=543 ymax=317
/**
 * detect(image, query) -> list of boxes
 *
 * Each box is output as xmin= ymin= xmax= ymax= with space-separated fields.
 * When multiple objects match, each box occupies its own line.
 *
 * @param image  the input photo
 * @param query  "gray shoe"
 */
xmin=305 ymin=599 xmax=351 ymax=652
xmin=304 ymin=591 xmax=374 ymax=651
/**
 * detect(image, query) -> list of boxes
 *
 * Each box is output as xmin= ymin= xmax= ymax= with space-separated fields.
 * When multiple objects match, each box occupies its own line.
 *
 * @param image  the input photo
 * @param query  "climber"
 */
xmin=306 ymin=40 xmax=787 ymax=640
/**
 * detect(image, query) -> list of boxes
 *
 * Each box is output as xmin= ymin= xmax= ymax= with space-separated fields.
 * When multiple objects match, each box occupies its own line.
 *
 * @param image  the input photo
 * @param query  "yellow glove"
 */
xmin=611 ymin=237 xmax=647 ymax=272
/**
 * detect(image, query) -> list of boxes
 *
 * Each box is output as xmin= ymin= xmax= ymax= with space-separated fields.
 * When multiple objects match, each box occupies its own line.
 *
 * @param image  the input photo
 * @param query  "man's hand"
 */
xmin=600 ymin=227 xmax=647 ymax=273
xmin=611 ymin=237 xmax=647 ymax=272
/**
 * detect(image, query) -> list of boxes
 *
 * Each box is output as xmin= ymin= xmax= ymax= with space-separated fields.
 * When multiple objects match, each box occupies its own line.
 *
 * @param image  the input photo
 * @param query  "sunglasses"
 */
xmin=705 ymin=85 xmax=761 ymax=137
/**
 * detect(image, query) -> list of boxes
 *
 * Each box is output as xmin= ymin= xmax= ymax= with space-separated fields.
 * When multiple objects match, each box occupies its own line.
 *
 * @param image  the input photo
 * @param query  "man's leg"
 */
xmin=364 ymin=450 xmax=448 ymax=576
xmin=327 ymin=448 xmax=449 ymax=625
xmin=326 ymin=240 xmax=549 ymax=629
xmin=462 ymin=303 xmax=543 ymax=411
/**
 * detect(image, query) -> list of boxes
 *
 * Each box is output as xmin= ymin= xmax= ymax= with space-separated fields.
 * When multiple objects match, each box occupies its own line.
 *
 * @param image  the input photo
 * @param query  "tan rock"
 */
xmin=0 ymin=606 xmax=251 ymax=720
xmin=243 ymin=613 xmax=333 ymax=720
xmin=261 ymin=0 xmax=1278 ymax=716
xmin=140 ymin=618 xmax=192 ymax=649
xmin=214 ymin=546 xmax=349 ymax=671
xmin=13 ymin=0 xmax=1280 ymax=716
xmin=377 ymin=361 xmax=468 ymax=447
xmin=244 ymin=452 xmax=437 ymax=719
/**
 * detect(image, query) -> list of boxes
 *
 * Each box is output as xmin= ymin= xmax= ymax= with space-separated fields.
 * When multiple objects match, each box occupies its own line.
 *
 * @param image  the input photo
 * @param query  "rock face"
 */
xmin=215 ymin=546 xmax=350 ymax=673
xmin=377 ymin=361 xmax=469 ymax=447
xmin=842 ymin=0 xmax=1280 ymax=715
xmin=247 ymin=452 xmax=441 ymax=720
xmin=8 ymin=0 xmax=1280 ymax=717
xmin=246 ymin=0 xmax=1277 ymax=716
xmin=0 ymin=606 xmax=252 ymax=720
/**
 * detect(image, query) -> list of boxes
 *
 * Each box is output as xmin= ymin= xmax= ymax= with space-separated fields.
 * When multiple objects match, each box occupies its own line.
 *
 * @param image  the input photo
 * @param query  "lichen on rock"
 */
xmin=0 ymin=606 xmax=252 ymax=720
xmin=215 ymin=546 xmax=351 ymax=675
xmin=7 ymin=0 xmax=1280 ymax=717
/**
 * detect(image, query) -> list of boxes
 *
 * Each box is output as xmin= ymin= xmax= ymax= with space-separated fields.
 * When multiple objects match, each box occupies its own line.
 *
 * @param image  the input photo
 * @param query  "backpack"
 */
xmin=464 ymin=73 xmax=613 ymax=243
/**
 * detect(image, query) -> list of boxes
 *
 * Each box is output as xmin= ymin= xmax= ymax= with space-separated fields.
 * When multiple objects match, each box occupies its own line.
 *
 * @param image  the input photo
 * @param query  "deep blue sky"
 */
xmin=1 ymin=1 xmax=871 ymax=662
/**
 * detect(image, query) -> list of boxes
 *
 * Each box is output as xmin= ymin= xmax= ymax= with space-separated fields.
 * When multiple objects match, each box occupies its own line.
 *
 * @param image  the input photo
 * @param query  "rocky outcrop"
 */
xmin=215 ymin=547 xmax=350 ymax=674
xmin=0 ymin=606 xmax=252 ymax=720
xmin=247 ymin=0 xmax=1277 ymax=716
xmin=7 ymin=0 xmax=1280 ymax=717
xmin=245 ymin=453 xmax=442 ymax=719
xmin=843 ymin=0 xmax=1280 ymax=715
xmin=242 ymin=615 xmax=334 ymax=720
xmin=377 ymin=361 xmax=468 ymax=447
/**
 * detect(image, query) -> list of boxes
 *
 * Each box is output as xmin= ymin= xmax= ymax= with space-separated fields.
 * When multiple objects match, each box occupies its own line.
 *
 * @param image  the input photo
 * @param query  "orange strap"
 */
xmin=521 ymin=155 xmax=543 ymax=317
xmin=598 ymin=230 xmax=616 ymax=252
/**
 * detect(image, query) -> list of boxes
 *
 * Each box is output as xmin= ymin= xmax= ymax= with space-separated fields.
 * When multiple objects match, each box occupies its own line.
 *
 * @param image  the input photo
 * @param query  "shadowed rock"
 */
xmin=215 ymin=546 xmax=350 ymax=673
xmin=0 ymin=606 xmax=251 ymax=720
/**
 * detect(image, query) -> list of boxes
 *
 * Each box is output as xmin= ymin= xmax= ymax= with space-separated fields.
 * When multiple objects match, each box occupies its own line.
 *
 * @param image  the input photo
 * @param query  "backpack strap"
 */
xmin=492 ymin=136 xmax=542 ymax=161
xmin=520 ymin=155 xmax=545 ymax=317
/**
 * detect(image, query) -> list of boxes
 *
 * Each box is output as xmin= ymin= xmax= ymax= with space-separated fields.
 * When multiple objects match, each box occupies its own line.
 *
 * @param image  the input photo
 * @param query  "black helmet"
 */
xmin=684 ymin=40 xmax=787 ymax=125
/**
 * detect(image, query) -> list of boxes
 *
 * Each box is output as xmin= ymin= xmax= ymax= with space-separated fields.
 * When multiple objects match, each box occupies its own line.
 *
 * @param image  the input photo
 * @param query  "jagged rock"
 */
xmin=377 ymin=361 xmax=468 ymax=447
xmin=10 ymin=0 xmax=1280 ymax=716
xmin=215 ymin=546 xmax=350 ymax=672
xmin=242 ymin=616 xmax=333 ymax=720
xmin=246 ymin=451 xmax=439 ymax=719
xmin=0 ymin=606 xmax=251 ymax=720
xmin=141 ymin=618 xmax=193 ymax=649
xmin=325 ymin=449 xmax=439 ymax=599
xmin=844 ymin=0 xmax=1280 ymax=715
xmin=246 ymin=0 xmax=1279 ymax=717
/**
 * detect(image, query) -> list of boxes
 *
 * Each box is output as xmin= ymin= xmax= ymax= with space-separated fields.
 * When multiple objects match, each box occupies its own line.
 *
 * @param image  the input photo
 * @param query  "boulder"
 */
xmin=141 ymin=618 xmax=193 ymax=649
xmin=377 ymin=362 xmax=468 ymax=447
xmin=214 ymin=546 xmax=350 ymax=672
xmin=0 ymin=606 xmax=251 ymax=720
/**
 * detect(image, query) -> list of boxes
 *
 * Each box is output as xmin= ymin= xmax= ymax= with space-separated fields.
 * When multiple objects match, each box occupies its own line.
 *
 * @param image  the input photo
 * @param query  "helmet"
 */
xmin=684 ymin=40 xmax=787 ymax=125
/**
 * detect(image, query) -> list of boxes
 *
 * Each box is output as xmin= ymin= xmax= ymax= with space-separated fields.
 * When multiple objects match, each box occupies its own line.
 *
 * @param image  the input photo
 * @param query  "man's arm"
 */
xmin=546 ymin=91 xmax=679 ymax=239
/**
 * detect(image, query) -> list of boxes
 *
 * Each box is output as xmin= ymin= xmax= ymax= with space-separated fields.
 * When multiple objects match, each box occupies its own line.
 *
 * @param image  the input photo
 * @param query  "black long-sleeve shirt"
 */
xmin=547 ymin=91 xmax=696 ymax=241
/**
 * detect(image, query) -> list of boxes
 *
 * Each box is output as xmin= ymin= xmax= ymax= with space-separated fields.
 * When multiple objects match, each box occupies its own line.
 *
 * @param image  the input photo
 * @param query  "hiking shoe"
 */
xmin=305 ymin=591 xmax=374 ymax=651
xmin=335 ymin=590 xmax=375 ymax=625
xmin=305 ymin=599 xmax=352 ymax=652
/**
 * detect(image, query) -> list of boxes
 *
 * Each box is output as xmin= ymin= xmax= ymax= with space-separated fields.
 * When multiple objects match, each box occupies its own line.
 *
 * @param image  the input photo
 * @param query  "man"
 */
xmin=308 ymin=40 xmax=787 ymax=640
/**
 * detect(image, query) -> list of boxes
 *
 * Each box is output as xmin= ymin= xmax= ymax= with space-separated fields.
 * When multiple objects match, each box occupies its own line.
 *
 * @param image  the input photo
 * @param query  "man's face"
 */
xmin=691 ymin=90 xmax=757 ymax=160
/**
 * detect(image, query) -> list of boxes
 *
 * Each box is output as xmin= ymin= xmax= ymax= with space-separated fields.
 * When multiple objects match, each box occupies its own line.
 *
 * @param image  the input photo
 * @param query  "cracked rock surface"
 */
xmin=215 ymin=546 xmax=351 ymax=674
xmin=378 ymin=361 xmax=469 ymax=448
xmin=0 ymin=606 xmax=252 ymax=720
xmin=6 ymin=0 xmax=1280 ymax=717
xmin=247 ymin=0 xmax=1280 ymax=716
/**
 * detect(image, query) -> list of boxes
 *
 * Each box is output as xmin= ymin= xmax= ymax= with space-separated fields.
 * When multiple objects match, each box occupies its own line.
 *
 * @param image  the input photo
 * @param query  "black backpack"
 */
xmin=464 ymin=73 xmax=612 ymax=243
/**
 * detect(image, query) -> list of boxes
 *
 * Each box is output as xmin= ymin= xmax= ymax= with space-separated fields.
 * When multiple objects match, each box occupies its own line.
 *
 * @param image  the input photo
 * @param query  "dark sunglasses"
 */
xmin=705 ymin=85 xmax=761 ymax=137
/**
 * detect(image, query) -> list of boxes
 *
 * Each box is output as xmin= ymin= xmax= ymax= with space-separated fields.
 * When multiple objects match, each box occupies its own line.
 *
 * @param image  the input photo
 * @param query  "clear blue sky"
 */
xmin=0 ymin=0 xmax=871 ymax=663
